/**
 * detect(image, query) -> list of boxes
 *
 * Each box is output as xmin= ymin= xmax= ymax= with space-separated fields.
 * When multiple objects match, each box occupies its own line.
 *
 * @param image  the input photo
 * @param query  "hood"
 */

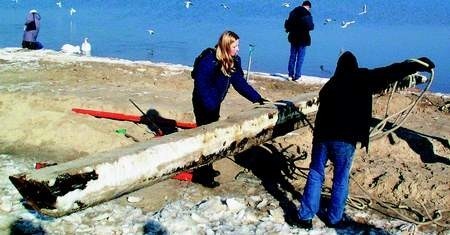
xmin=334 ymin=51 xmax=358 ymax=77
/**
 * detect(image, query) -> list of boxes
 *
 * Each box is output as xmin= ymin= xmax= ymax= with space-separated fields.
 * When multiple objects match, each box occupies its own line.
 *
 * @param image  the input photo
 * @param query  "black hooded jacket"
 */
xmin=285 ymin=6 xmax=314 ymax=46
xmin=313 ymin=51 xmax=421 ymax=149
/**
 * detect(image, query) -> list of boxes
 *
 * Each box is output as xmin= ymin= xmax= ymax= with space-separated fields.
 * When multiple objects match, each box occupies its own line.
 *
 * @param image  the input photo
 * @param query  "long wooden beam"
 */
xmin=9 ymin=92 xmax=319 ymax=217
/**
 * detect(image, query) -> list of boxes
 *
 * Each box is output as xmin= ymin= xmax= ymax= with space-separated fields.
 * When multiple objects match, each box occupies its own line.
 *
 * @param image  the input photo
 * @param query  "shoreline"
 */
xmin=1 ymin=47 xmax=448 ymax=97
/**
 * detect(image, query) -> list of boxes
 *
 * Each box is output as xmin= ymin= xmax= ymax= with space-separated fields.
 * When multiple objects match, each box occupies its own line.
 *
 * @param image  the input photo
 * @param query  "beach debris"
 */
xmin=8 ymin=93 xmax=320 ymax=217
xmin=35 ymin=161 xmax=57 ymax=169
xmin=439 ymin=102 xmax=449 ymax=113
xmin=127 ymin=196 xmax=142 ymax=203
xmin=115 ymin=128 xmax=127 ymax=135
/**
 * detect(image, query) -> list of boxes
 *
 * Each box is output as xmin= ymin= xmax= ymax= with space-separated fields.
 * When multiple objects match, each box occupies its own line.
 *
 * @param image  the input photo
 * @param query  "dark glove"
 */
xmin=257 ymin=97 xmax=270 ymax=105
xmin=414 ymin=57 xmax=435 ymax=72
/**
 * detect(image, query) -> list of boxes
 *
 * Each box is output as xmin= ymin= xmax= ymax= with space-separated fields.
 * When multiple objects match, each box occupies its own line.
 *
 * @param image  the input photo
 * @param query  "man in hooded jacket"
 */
xmin=294 ymin=51 xmax=435 ymax=229
xmin=285 ymin=1 xmax=314 ymax=81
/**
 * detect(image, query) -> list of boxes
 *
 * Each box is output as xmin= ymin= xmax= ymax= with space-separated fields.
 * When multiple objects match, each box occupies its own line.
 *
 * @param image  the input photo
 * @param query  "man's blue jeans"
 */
xmin=298 ymin=140 xmax=356 ymax=224
xmin=288 ymin=44 xmax=306 ymax=80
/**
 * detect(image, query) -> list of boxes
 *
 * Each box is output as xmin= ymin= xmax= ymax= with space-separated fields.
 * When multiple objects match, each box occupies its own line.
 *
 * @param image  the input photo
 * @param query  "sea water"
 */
xmin=0 ymin=0 xmax=448 ymax=93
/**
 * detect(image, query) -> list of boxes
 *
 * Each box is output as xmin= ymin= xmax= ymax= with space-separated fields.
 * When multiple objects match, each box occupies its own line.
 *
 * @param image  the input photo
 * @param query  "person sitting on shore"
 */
xmin=22 ymin=9 xmax=43 ymax=50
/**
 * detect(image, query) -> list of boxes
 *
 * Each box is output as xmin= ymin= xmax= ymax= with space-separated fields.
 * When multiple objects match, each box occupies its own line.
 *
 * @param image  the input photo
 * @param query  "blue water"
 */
xmin=1 ymin=0 xmax=448 ymax=93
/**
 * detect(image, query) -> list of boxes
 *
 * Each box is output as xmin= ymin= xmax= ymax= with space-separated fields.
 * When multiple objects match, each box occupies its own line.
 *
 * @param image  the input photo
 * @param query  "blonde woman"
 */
xmin=191 ymin=30 xmax=266 ymax=188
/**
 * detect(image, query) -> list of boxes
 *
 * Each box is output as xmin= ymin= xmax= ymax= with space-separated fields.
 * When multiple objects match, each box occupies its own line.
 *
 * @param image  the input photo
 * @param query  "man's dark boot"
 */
xmin=292 ymin=218 xmax=312 ymax=230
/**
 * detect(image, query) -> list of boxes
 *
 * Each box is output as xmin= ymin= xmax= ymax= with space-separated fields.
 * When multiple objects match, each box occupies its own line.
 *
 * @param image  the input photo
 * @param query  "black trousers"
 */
xmin=192 ymin=100 xmax=220 ymax=180
xmin=22 ymin=41 xmax=42 ymax=50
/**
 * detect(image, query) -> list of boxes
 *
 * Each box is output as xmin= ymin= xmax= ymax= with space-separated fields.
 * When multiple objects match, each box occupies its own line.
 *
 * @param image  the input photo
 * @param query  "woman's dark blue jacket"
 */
xmin=192 ymin=51 xmax=262 ymax=113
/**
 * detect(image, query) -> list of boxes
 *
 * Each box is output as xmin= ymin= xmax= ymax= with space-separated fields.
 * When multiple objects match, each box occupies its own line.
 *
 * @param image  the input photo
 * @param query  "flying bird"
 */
xmin=358 ymin=4 xmax=367 ymax=15
xmin=56 ymin=1 xmax=62 ymax=8
xmin=220 ymin=3 xmax=230 ymax=10
xmin=184 ymin=1 xmax=193 ymax=9
xmin=341 ymin=20 xmax=355 ymax=28
xmin=323 ymin=18 xmax=336 ymax=25
xmin=69 ymin=7 xmax=76 ymax=16
xmin=147 ymin=29 xmax=155 ymax=35
xmin=282 ymin=2 xmax=290 ymax=8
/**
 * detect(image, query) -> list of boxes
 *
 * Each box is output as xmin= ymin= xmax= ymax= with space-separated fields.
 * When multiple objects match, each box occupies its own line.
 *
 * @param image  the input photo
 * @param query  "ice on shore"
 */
xmin=0 ymin=154 xmax=424 ymax=234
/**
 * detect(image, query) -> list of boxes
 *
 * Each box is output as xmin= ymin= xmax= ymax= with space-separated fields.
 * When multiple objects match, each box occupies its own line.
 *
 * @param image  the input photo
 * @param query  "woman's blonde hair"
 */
xmin=216 ymin=30 xmax=239 ymax=77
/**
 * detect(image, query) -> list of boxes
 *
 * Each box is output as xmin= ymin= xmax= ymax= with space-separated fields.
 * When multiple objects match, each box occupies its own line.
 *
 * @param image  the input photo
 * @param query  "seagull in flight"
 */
xmin=56 ymin=1 xmax=62 ymax=8
xmin=341 ymin=20 xmax=355 ymax=28
xmin=147 ymin=29 xmax=155 ymax=35
xmin=220 ymin=3 xmax=230 ymax=10
xmin=184 ymin=1 xmax=193 ymax=9
xmin=323 ymin=18 xmax=336 ymax=25
xmin=282 ymin=2 xmax=290 ymax=8
xmin=69 ymin=7 xmax=76 ymax=16
xmin=358 ymin=4 xmax=368 ymax=15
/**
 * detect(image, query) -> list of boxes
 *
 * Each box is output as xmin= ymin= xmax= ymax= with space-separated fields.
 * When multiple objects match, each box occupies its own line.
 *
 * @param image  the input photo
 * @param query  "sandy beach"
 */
xmin=0 ymin=48 xmax=448 ymax=234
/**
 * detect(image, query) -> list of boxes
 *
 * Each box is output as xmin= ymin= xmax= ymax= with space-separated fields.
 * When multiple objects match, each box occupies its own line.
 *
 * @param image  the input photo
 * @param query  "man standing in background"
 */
xmin=285 ymin=1 xmax=314 ymax=81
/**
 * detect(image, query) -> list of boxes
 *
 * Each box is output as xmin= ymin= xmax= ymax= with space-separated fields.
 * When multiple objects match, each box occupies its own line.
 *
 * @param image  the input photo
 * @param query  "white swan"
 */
xmin=81 ymin=38 xmax=92 ymax=56
xmin=61 ymin=44 xmax=81 ymax=54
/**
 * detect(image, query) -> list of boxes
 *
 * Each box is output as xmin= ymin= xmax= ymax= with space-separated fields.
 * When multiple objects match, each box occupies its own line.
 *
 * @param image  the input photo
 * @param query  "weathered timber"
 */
xmin=9 ymin=92 xmax=319 ymax=217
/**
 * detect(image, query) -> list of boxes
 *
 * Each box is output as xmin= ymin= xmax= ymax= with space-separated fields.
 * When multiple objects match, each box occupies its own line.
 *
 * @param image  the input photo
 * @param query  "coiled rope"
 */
xmin=348 ymin=176 xmax=450 ymax=228
xmin=369 ymin=60 xmax=434 ymax=140
xmin=295 ymin=167 xmax=449 ymax=229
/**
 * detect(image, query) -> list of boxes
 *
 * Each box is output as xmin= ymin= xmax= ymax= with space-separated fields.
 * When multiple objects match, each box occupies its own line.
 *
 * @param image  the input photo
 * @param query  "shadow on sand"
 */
xmin=234 ymin=142 xmax=389 ymax=233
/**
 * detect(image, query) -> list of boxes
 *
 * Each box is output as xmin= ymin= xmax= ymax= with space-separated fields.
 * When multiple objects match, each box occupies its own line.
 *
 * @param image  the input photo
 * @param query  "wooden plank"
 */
xmin=9 ymin=92 xmax=319 ymax=217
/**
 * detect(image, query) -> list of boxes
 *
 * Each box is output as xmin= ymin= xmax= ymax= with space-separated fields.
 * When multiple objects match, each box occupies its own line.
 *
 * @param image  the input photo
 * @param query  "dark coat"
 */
xmin=313 ymin=52 xmax=421 ymax=149
xmin=192 ymin=50 xmax=262 ymax=114
xmin=285 ymin=6 xmax=314 ymax=46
